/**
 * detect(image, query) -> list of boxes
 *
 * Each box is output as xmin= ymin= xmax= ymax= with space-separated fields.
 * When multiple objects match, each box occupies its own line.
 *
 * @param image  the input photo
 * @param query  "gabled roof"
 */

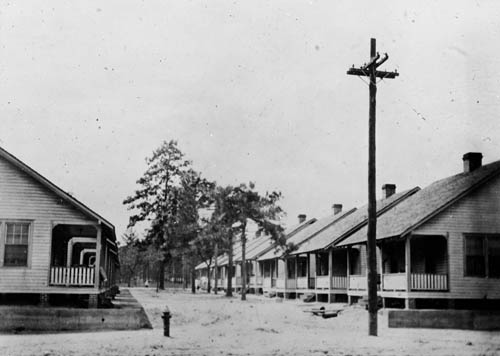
xmin=258 ymin=209 xmax=355 ymax=261
xmin=195 ymin=218 xmax=317 ymax=270
xmin=294 ymin=187 xmax=420 ymax=254
xmin=217 ymin=218 xmax=317 ymax=266
xmin=337 ymin=159 xmax=500 ymax=247
xmin=0 ymin=146 xmax=115 ymax=232
xmin=236 ymin=217 xmax=317 ymax=262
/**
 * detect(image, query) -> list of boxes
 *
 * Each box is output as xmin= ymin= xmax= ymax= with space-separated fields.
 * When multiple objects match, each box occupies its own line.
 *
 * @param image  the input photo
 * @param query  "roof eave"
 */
xmin=0 ymin=147 xmax=115 ymax=231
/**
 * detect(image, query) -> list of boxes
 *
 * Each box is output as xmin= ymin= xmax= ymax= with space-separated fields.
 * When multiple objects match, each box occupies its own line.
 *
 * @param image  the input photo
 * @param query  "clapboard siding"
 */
xmin=414 ymin=173 xmax=500 ymax=299
xmin=0 ymin=158 xmax=96 ymax=292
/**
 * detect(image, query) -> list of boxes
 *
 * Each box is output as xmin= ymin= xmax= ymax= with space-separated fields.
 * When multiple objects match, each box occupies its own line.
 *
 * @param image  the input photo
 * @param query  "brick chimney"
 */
xmin=332 ymin=204 xmax=342 ymax=215
xmin=463 ymin=152 xmax=483 ymax=173
xmin=298 ymin=214 xmax=307 ymax=224
xmin=382 ymin=184 xmax=396 ymax=199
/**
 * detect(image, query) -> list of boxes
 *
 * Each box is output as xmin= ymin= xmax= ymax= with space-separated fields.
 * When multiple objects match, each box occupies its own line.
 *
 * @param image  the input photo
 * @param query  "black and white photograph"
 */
xmin=1 ymin=1 xmax=500 ymax=355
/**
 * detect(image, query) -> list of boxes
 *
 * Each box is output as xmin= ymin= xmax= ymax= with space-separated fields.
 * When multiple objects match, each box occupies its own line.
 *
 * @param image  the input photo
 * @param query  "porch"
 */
xmin=259 ymin=259 xmax=278 ymax=291
xmin=49 ymin=223 xmax=118 ymax=303
xmin=380 ymin=235 xmax=449 ymax=292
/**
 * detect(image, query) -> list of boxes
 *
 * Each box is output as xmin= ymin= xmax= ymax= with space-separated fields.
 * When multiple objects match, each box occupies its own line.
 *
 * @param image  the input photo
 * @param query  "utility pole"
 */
xmin=347 ymin=38 xmax=398 ymax=336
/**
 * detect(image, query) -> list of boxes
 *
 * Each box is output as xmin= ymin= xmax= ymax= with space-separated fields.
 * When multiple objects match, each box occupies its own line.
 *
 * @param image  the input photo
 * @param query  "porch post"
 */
xmin=346 ymin=247 xmax=352 ymax=304
xmin=284 ymin=258 xmax=288 ymax=296
xmin=104 ymin=244 xmax=109 ymax=289
xmin=328 ymin=249 xmax=333 ymax=303
xmin=405 ymin=236 xmax=412 ymax=309
xmin=377 ymin=245 xmax=384 ymax=291
xmin=295 ymin=256 xmax=298 ymax=281
xmin=94 ymin=225 xmax=102 ymax=290
xmin=306 ymin=253 xmax=310 ymax=289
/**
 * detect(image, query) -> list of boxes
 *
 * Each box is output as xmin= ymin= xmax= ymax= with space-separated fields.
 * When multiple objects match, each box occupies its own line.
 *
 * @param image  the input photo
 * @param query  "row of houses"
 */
xmin=0 ymin=147 xmax=119 ymax=308
xmin=196 ymin=152 xmax=500 ymax=309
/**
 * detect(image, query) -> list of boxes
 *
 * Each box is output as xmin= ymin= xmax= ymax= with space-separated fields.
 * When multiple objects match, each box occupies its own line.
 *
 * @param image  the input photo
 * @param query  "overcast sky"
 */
xmin=1 ymin=1 xmax=500 ymax=240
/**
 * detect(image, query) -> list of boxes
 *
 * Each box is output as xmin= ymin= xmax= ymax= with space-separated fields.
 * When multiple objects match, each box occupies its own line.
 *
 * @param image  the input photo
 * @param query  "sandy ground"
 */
xmin=1 ymin=288 xmax=500 ymax=356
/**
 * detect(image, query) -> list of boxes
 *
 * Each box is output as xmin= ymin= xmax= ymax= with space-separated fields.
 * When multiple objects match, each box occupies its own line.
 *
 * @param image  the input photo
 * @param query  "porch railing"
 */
xmin=276 ymin=278 xmax=285 ymax=289
xmin=271 ymin=278 xmax=276 ymax=288
xmin=256 ymin=276 xmax=263 ymax=285
xmin=331 ymin=275 xmax=348 ymax=289
xmin=316 ymin=276 xmax=329 ymax=289
xmin=286 ymin=278 xmax=297 ymax=289
xmin=349 ymin=275 xmax=366 ymax=290
xmin=249 ymin=276 xmax=256 ymax=286
xmin=50 ymin=266 xmax=95 ymax=286
xmin=382 ymin=273 xmax=406 ymax=291
xmin=297 ymin=277 xmax=308 ymax=289
xmin=263 ymin=277 xmax=272 ymax=288
xmin=411 ymin=273 xmax=448 ymax=291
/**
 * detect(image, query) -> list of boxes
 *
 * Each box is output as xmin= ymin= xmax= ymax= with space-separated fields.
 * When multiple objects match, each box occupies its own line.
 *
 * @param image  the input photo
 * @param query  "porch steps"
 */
xmin=357 ymin=296 xmax=369 ymax=308
xmin=302 ymin=293 xmax=316 ymax=303
xmin=355 ymin=295 xmax=383 ymax=310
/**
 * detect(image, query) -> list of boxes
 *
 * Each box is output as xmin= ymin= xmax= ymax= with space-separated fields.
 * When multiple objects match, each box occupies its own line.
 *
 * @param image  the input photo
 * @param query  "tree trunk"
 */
xmin=159 ymin=258 xmax=166 ymax=290
xmin=214 ymin=243 xmax=219 ymax=295
xmin=226 ymin=233 xmax=233 ymax=297
xmin=191 ymin=266 xmax=196 ymax=294
xmin=241 ymin=224 xmax=247 ymax=301
xmin=207 ymin=264 xmax=212 ymax=293
xmin=182 ymin=254 xmax=188 ymax=290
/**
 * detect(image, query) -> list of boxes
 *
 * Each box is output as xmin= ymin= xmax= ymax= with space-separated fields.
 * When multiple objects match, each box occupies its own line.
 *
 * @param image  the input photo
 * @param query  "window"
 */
xmin=465 ymin=236 xmax=485 ymax=277
xmin=4 ymin=222 xmax=30 ymax=267
xmin=465 ymin=234 xmax=500 ymax=278
xmin=488 ymin=237 xmax=500 ymax=278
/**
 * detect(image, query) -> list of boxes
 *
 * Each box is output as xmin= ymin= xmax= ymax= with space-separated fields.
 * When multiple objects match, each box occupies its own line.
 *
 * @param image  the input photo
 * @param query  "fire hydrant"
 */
xmin=161 ymin=307 xmax=171 ymax=337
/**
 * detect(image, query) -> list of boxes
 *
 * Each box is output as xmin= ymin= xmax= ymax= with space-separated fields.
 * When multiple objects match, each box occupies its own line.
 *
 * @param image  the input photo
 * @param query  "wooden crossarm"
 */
xmin=347 ymin=68 xmax=399 ymax=79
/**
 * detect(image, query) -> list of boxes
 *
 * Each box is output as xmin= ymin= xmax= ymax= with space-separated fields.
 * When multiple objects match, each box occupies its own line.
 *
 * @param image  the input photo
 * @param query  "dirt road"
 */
xmin=0 ymin=288 xmax=499 ymax=355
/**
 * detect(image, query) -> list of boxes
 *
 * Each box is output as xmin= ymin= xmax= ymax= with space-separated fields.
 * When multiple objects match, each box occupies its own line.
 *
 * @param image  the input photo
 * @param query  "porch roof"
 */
xmin=200 ymin=218 xmax=318 ymax=268
xmin=337 ymin=158 xmax=500 ymax=247
xmin=292 ymin=187 xmax=420 ymax=254
xmin=234 ymin=234 xmax=274 ymax=262
xmin=240 ymin=217 xmax=318 ymax=261
xmin=258 ymin=209 xmax=355 ymax=261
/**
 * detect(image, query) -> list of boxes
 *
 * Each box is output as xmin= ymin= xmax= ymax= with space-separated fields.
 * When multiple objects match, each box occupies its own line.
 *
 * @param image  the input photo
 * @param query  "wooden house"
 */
xmin=258 ymin=210 xmax=352 ymax=298
xmin=290 ymin=185 xmax=419 ymax=302
xmin=337 ymin=153 xmax=500 ymax=309
xmin=195 ymin=216 xmax=316 ymax=294
xmin=0 ymin=147 xmax=119 ymax=308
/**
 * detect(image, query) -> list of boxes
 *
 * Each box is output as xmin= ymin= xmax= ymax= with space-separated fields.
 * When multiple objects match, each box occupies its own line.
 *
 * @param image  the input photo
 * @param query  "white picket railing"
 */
xmin=411 ymin=273 xmax=448 ymax=291
xmin=50 ymin=266 xmax=95 ymax=286
xmin=286 ymin=278 xmax=297 ymax=289
xmin=297 ymin=277 xmax=308 ymax=289
xmin=331 ymin=275 xmax=348 ymax=289
xmin=276 ymin=278 xmax=285 ymax=289
xmin=263 ymin=277 xmax=272 ymax=288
